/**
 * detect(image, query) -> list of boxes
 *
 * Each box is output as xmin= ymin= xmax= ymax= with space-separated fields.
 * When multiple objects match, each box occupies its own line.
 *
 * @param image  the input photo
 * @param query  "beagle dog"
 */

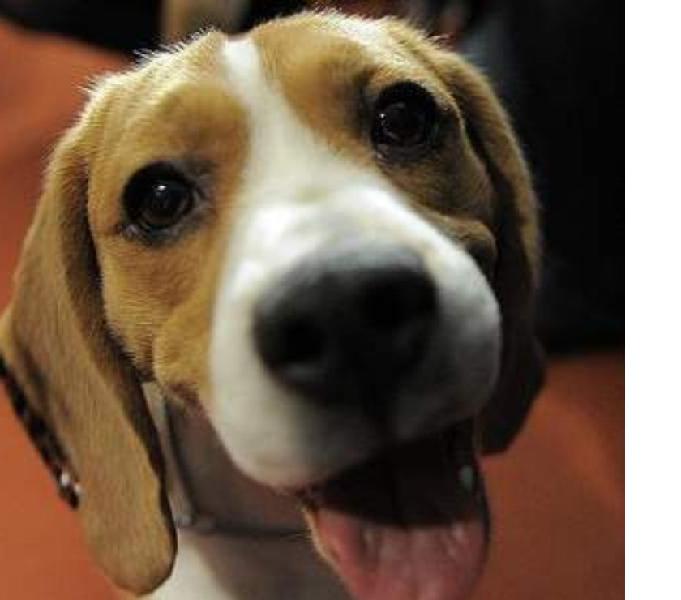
xmin=0 ymin=12 xmax=543 ymax=600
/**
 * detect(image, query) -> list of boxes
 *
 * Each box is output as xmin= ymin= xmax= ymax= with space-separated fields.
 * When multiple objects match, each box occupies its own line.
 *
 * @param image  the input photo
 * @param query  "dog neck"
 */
xmin=144 ymin=384 xmax=348 ymax=600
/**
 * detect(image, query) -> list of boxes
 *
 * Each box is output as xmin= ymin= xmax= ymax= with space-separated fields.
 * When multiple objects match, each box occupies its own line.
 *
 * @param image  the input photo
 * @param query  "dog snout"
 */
xmin=252 ymin=243 xmax=437 ymax=409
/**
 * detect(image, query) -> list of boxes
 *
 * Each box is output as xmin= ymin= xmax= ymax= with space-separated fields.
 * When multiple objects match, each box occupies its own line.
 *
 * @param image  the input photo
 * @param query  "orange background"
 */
xmin=0 ymin=19 xmax=623 ymax=600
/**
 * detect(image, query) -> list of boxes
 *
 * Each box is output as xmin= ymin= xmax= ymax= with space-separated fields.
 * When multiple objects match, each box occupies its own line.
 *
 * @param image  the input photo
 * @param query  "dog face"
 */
xmin=0 ymin=13 xmax=543 ymax=600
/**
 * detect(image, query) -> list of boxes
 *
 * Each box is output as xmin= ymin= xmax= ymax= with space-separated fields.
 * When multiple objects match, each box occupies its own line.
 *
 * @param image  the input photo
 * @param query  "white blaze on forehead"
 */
xmin=222 ymin=37 xmax=378 ymax=201
xmin=211 ymin=37 xmax=500 ymax=489
xmin=222 ymin=38 xmax=261 ymax=99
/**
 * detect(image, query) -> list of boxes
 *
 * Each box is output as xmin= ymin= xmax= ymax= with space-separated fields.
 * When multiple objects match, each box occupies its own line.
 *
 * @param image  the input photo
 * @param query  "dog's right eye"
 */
xmin=124 ymin=163 xmax=197 ymax=234
xmin=370 ymin=82 xmax=442 ymax=162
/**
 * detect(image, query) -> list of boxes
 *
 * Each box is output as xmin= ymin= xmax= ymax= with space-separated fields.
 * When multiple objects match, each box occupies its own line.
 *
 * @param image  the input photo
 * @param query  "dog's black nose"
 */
xmin=253 ymin=244 xmax=437 ymax=407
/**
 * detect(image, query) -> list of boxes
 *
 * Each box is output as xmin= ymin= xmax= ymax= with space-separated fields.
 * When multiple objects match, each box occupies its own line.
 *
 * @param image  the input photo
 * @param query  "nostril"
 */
xmin=360 ymin=271 xmax=437 ymax=333
xmin=279 ymin=316 xmax=326 ymax=365
xmin=254 ymin=309 xmax=327 ymax=372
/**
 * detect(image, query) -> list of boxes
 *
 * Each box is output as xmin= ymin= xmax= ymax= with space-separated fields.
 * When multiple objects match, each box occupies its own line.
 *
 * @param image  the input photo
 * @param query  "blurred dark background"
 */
xmin=0 ymin=2 xmax=622 ymax=599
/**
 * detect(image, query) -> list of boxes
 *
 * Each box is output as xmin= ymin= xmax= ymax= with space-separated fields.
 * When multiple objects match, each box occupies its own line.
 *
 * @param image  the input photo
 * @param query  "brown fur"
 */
xmin=0 ymin=13 xmax=543 ymax=594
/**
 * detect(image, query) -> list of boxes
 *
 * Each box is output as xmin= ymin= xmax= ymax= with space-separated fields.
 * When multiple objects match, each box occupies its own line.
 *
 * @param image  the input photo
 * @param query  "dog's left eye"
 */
xmin=371 ymin=82 xmax=441 ymax=160
xmin=124 ymin=163 xmax=197 ymax=233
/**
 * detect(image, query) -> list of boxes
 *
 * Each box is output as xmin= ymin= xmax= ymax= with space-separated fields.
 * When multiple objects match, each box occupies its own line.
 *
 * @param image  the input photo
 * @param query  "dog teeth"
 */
xmin=458 ymin=464 xmax=476 ymax=493
xmin=451 ymin=523 xmax=468 ymax=546
xmin=444 ymin=524 xmax=466 ymax=559
xmin=361 ymin=525 xmax=381 ymax=563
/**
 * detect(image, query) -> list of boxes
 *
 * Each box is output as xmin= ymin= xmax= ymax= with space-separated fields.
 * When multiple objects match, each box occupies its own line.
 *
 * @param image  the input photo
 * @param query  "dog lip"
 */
xmin=291 ymin=419 xmax=483 ymax=520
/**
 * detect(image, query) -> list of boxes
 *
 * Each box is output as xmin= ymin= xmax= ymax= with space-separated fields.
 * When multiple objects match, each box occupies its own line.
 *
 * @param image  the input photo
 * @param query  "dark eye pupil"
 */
xmin=137 ymin=179 xmax=192 ymax=229
xmin=124 ymin=162 xmax=197 ymax=234
xmin=142 ymin=181 xmax=189 ymax=226
xmin=378 ymin=101 xmax=427 ymax=146
xmin=371 ymin=83 xmax=439 ymax=157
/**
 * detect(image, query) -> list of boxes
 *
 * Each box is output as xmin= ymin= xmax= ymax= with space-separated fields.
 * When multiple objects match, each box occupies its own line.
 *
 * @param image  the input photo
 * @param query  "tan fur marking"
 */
xmin=252 ymin=14 xmax=495 ymax=250
xmin=83 ymin=34 xmax=249 ymax=403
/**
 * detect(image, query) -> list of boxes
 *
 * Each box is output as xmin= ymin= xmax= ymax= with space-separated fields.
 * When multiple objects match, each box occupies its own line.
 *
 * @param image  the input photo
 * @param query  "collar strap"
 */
xmin=146 ymin=388 xmax=306 ymax=541
xmin=0 ymin=357 xmax=80 ymax=509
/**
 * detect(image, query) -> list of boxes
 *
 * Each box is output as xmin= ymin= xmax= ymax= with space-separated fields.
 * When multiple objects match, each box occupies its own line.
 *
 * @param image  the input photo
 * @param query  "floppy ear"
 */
xmin=417 ymin=42 xmax=546 ymax=453
xmin=0 ymin=116 xmax=176 ymax=592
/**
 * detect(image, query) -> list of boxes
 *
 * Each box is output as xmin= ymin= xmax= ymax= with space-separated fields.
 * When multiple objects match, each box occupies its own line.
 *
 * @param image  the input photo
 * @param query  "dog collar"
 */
xmin=0 ymin=361 xmax=303 ymax=540
xmin=146 ymin=386 xmax=306 ymax=541
xmin=0 ymin=357 xmax=81 ymax=509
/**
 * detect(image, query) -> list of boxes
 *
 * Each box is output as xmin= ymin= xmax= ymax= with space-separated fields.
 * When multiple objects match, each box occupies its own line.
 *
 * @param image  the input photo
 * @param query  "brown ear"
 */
xmin=0 ymin=117 xmax=175 ymax=592
xmin=415 ymin=40 xmax=546 ymax=453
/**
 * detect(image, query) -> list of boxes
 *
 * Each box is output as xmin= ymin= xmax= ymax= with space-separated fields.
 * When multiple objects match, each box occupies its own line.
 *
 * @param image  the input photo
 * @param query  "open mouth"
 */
xmin=297 ymin=419 xmax=487 ymax=600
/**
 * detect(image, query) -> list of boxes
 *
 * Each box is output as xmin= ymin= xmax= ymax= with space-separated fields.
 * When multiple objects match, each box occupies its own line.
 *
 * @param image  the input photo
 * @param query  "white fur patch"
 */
xmin=210 ymin=38 xmax=500 ymax=489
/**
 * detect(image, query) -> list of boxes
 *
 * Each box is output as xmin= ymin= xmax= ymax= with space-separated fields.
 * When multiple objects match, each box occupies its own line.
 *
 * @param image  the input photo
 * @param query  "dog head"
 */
xmin=0 ymin=13 xmax=543 ymax=599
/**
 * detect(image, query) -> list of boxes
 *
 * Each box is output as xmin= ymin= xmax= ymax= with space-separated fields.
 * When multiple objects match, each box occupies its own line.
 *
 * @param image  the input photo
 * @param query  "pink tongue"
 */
xmin=315 ymin=507 xmax=485 ymax=600
xmin=307 ymin=431 xmax=486 ymax=600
